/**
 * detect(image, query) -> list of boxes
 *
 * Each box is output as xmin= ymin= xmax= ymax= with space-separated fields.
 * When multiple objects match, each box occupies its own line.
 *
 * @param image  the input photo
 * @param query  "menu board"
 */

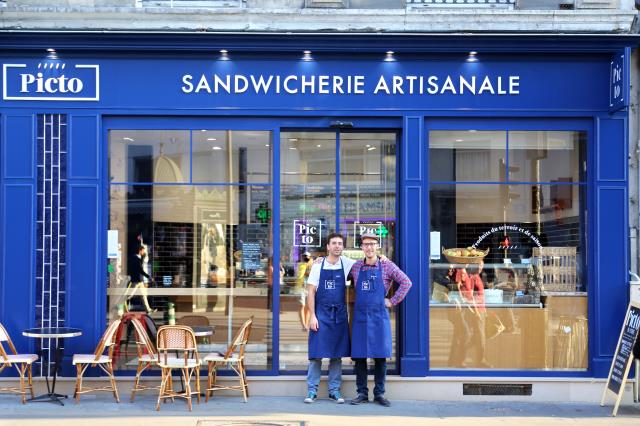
xmin=601 ymin=300 xmax=640 ymax=416
xmin=241 ymin=242 xmax=262 ymax=271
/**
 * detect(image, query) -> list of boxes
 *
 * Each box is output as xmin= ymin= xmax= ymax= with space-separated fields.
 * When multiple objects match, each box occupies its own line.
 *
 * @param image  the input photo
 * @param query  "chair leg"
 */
xmin=156 ymin=368 xmax=168 ymax=411
xmin=28 ymin=364 xmax=34 ymax=399
xmin=107 ymin=362 xmax=120 ymax=403
xmin=206 ymin=362 xmax=213 ymax=402
xmin=241 ymin=360 xmax=249 ymax=398
xmin=18 ymin=364 xmax=27 ymax=404
xmin=130 ymin=361 xmax=143 ymax=402
xmin=75 ymin=364 xmax=86 ymax=403
xmin=195 ymin=366 xmax=201 ymax=404
xmin=238 ymin=362 xmax=247 ymax=403
xmin=183 ymin=368 xmax=192 ymax=411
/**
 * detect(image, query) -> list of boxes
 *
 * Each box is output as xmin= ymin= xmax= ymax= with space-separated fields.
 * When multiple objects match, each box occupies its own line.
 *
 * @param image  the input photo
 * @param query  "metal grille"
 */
xmin=463 ymin=383 xmax=533 ymax=396
xmin=139 ymin=0 xmax=244 ymax=8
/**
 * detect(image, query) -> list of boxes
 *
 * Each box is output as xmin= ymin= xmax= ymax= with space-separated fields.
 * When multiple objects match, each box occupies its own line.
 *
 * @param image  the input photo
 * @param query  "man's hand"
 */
xmin=313 ymin=257 xmax=323 ymax=265
xmin=384 ymin=298 xmax=392 ymax=308
xmin=309 ymin=315 xmax=319 ymax=331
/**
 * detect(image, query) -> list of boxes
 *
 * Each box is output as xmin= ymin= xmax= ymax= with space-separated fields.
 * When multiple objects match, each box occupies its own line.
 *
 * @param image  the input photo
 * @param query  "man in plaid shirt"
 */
xmin=349 ymin=231 xmax=412 ymax=407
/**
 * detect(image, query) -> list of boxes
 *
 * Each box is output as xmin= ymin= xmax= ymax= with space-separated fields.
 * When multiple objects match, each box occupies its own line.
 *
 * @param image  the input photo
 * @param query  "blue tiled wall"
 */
xmin=35 ymin=114 xmax=67 ymax=375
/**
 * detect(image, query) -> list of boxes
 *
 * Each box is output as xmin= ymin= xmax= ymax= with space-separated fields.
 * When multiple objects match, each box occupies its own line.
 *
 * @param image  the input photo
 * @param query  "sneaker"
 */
xmin=304 ymin=392 xmax=317 ymax=404
xmin=349 ymin=394 xmax=369 ymax=405
xmin=373 ymin=395 xmax=391 ymax=407
xmin=329 ymin=391 xmax=345 ymax=404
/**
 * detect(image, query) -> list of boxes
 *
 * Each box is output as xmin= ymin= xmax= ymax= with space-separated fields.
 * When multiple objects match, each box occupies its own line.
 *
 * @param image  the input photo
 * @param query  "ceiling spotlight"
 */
xmin=302 ymin=50 xmax=313 ymax=61
xmin=365 ymin=144 xmax=371 ymax=148
xmin=317 ymin=144 xmax=322 ymax=148
xmin=466 ymin=51 xmax=478 ymax=63
xmin=384 ymin=51 xmax=396 ymax=62
xmin=212 ymin=146 xmax=222 ymax=150
xmin=219 ymin=49 xmax=230 ymax=60
xmin=289 ymin=147 xmax=297 ymax=150
xmin=367 ymin=147 xmax=377 ymax=151
xmin=265 ymin=144 xmax=270 ymax=147
xmin=123 ymin=137 xmax=135 ymax=142
xmin=207 ymin=138 xmax=217 ymax=141
xmin=455 ymin=139 xmax=463 ymax=142
xmin=288 ymin=138 xmax=298 ymax=142
xmin=46 ymin=48 xmax=58 ymax=59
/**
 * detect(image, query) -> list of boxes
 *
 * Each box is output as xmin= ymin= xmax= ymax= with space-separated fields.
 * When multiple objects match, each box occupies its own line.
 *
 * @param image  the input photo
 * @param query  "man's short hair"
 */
xmin=325 ymin=232 xmax=345 ymax=246
xmin=137 ymin=245 xmax=146 ymax=254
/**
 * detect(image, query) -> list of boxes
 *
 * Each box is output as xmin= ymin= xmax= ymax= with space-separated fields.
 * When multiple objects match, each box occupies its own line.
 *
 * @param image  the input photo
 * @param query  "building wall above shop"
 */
xmin=0 ymin=4 xmax=637 ymax=33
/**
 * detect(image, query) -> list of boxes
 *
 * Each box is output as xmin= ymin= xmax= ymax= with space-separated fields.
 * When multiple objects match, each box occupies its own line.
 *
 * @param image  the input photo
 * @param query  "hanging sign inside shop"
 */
xmin=293 ymin=219 xmax=322 ymax=247
xmin=182 ymin=73 xmax=520 ymax=96
xmin=600 ymin=300 xmax=640 ymax=416
xmin=3 ymin=62 xmax=100 ymax=101
xmin=353 ymin=222 xmax=385 ymax=248
xmin=241 ymin=242 xmax=262 ymax=270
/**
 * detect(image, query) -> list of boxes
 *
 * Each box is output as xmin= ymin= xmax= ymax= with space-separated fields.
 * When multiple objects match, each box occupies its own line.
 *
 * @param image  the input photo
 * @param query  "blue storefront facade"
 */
xmin=0 ymin=33 xmax=636 ymax=380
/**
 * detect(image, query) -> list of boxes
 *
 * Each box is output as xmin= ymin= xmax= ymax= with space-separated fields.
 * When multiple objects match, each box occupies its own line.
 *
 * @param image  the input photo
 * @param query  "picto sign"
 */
xmin=353 ymin=221 xmax=386 ymax=248
xmin=293 ymin=219 xmax=322 ymax=248
xmin=600 ymin=300 xmax=640 ymax=416
xmin=609 ymin=49 xmax=629 ymax=113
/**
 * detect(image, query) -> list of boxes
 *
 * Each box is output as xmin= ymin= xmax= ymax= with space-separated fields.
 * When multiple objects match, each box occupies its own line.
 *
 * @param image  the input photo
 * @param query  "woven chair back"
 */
xmin=222 ymin=316 xmax=253 ymax=360
xmin=92 ymin=319 xmax=122 ymax=362
xmin=130 ymin=318 xmax=157 ymax=358
xmin=156 ymin=325 xmax=199 ymax=366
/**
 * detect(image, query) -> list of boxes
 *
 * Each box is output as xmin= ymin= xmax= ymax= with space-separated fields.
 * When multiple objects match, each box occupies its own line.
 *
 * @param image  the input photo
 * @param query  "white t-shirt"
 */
xmin=306 ymin=256 xmax=357 ymax=287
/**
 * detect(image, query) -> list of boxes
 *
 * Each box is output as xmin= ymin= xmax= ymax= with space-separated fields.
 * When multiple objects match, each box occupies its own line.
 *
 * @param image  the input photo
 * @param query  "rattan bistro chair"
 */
xmin=0 ymin=323 xmax=38 ymax=403
xmin=129 ymin=318 xmax=160 ymax=402
xmin=72 ymin=319 xmax=121 ymax=403
xmin=156 ymin=325 xmax=201 ymax=411
xmin=204 ymin=316 xmax=253 ymax=402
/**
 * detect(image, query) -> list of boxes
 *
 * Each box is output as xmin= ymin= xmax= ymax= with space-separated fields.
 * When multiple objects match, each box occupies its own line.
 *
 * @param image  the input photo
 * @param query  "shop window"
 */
xmin=107 ymin=129 xmax=273 ymax=371
xmin=278 ymin=131 xmax=398 ymax=371
xmin=428 ymin=129 xmax=587 ymax=371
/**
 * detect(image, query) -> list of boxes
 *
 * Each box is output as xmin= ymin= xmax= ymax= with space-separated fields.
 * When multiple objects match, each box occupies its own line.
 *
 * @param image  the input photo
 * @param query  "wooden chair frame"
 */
xmin=0 ymin=324 xmax=37 ymax=403
xmin=72 ymin=319 xmax=121 ymax=403
xmin=129 ymin=318 xmax=162 ymax=402
xmin=156 ymin=325 xmax=201 ymax=411
xmin=205 ymin=316 xmax=253 ymax=403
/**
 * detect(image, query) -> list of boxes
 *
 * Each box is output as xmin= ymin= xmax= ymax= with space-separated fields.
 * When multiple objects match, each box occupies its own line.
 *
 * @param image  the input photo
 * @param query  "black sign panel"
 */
xmin=606 ymin=302 xmax=640 ymax=395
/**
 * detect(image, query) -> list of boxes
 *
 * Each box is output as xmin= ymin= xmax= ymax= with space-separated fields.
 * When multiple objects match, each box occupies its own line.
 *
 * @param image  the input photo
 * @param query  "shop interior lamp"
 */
xmin=466 ymin=51 xmax=479 ymax=62
xmin=302 ymin=50 xmax=313 ymax=61
xmin=46 ymin=48 xmax=58 ymax=59
xmin=384 ymin=51 xmax=396 ymax=62
xmin=219 ymin=49 xmax=230 ymax=60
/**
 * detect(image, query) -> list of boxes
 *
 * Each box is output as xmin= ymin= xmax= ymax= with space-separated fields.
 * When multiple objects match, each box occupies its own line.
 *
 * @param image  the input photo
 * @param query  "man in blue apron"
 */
xmin=349 ymin=232 xmax=412 ymax=407
xmin=304 ymin=232 xmax=356 ymax=404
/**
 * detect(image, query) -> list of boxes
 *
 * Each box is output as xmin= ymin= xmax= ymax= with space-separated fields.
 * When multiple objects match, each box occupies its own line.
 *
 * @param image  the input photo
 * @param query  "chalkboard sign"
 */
xmin=601 ymin=300 xmax=640 ymax=416
xmin=241 ymin=242 xmax=262 ymax=271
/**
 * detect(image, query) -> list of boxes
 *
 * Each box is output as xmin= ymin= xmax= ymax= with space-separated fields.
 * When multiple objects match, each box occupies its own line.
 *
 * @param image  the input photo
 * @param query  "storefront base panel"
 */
xmin=0 ymin=376 xmax=635 ymax=404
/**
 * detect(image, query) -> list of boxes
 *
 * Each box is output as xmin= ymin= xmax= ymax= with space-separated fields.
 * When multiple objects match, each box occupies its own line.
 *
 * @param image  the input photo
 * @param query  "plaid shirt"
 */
xmin=349 ymin=258 xmax=412 ymax=306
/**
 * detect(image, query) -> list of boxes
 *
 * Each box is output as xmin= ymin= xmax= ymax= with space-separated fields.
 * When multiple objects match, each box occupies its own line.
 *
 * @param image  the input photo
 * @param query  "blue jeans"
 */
xmin=307 ymin=358 xmax=342 ymax=394
xmin=354 ymin=358 xmax=386 ymax=397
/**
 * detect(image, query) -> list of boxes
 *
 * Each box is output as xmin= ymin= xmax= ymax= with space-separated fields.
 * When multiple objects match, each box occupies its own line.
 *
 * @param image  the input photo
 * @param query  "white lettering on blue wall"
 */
xmin=4 ymin=63 xmax=100 ymax=101
xmin=181 ymin=73 xmax=520 ymax=95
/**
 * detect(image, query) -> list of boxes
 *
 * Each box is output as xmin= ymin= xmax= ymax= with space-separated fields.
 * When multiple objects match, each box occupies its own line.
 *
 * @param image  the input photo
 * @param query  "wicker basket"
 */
xmin=442 ymin=248 xmax=490 ymax=264
xmin=532 ymin=246 xmax=577 ymax=292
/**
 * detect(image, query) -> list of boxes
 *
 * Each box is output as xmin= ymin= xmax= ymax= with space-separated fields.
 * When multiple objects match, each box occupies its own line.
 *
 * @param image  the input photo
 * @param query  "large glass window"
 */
xmin=278 ymin=131 xmax=398 ymax=371
xmin=108 ymin=129 xmax=273 ymax=371
xmin=429 ymin=129 xmax=587 ymax=371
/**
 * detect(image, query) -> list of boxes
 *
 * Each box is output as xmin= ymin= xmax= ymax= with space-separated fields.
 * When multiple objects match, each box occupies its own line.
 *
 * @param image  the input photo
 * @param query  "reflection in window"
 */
xmin=429 ymin=129 xmax=587 ymax=371
xmin=108 ymin=129 xmax=273 ymax=372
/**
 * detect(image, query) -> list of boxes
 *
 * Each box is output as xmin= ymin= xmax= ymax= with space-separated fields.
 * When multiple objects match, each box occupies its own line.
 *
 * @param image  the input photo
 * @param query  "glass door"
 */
xmin=277 ymin=130 xmax=399 ymax=373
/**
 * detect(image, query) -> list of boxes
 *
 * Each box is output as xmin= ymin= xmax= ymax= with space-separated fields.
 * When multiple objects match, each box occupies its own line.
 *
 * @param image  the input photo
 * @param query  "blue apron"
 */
xmin=308 ymin=258 xmax=350 ymax=359
xmin=351 ymin=261 xmax=392 ymax=359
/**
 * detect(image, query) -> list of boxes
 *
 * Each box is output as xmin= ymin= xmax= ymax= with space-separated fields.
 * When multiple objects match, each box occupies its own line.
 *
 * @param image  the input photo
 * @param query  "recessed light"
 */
xmin=47 ymin=48 xmax=56 ymax=53
xmin=455 ymin=139 xmax=463 ymax=142
xmin=317 ymin=144 xmax=322 ymax=148
xmin=201 ymin=129 xmax=207 ymax=132
xmin=302 ymin=51 xmax=313 ymax=61
xmin=365 ymin=144 xmax=371 ymax=148
xmin=219 ymin=49 xmax=230 ymax=60
xmin=289 ymin=138 xmax=298 ymax=142
xmin=469 ymin=130 xmax=477 ymax=133
xmin=367 ymin=147 xmax=376 ymax=151
xmin=265 ymin=144 xmax=270 ymax=147
xmin=123 ymin=137 xmax=135 ymax=142
xmin=466 ymin=51 xmax=478 ymax=63
xmin=212 ymin=146 xmax=222 ymax=150
xmin=289 ymin=147 xmax=297 ymax=150
xmin=207 ymin=138 xmax=217 ymax=141
xmin=384 ymin=51 xmax=396 ymax=62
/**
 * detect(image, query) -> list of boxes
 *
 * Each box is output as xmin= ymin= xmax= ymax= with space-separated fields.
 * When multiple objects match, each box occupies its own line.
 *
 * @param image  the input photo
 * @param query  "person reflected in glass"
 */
xmin=461 ymin=261 xmax=490 ymax=369
xmin=126 ymin=245 xmax=156 ymax=314
xmin=295 ymin=252 xmax=313 ymax=331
